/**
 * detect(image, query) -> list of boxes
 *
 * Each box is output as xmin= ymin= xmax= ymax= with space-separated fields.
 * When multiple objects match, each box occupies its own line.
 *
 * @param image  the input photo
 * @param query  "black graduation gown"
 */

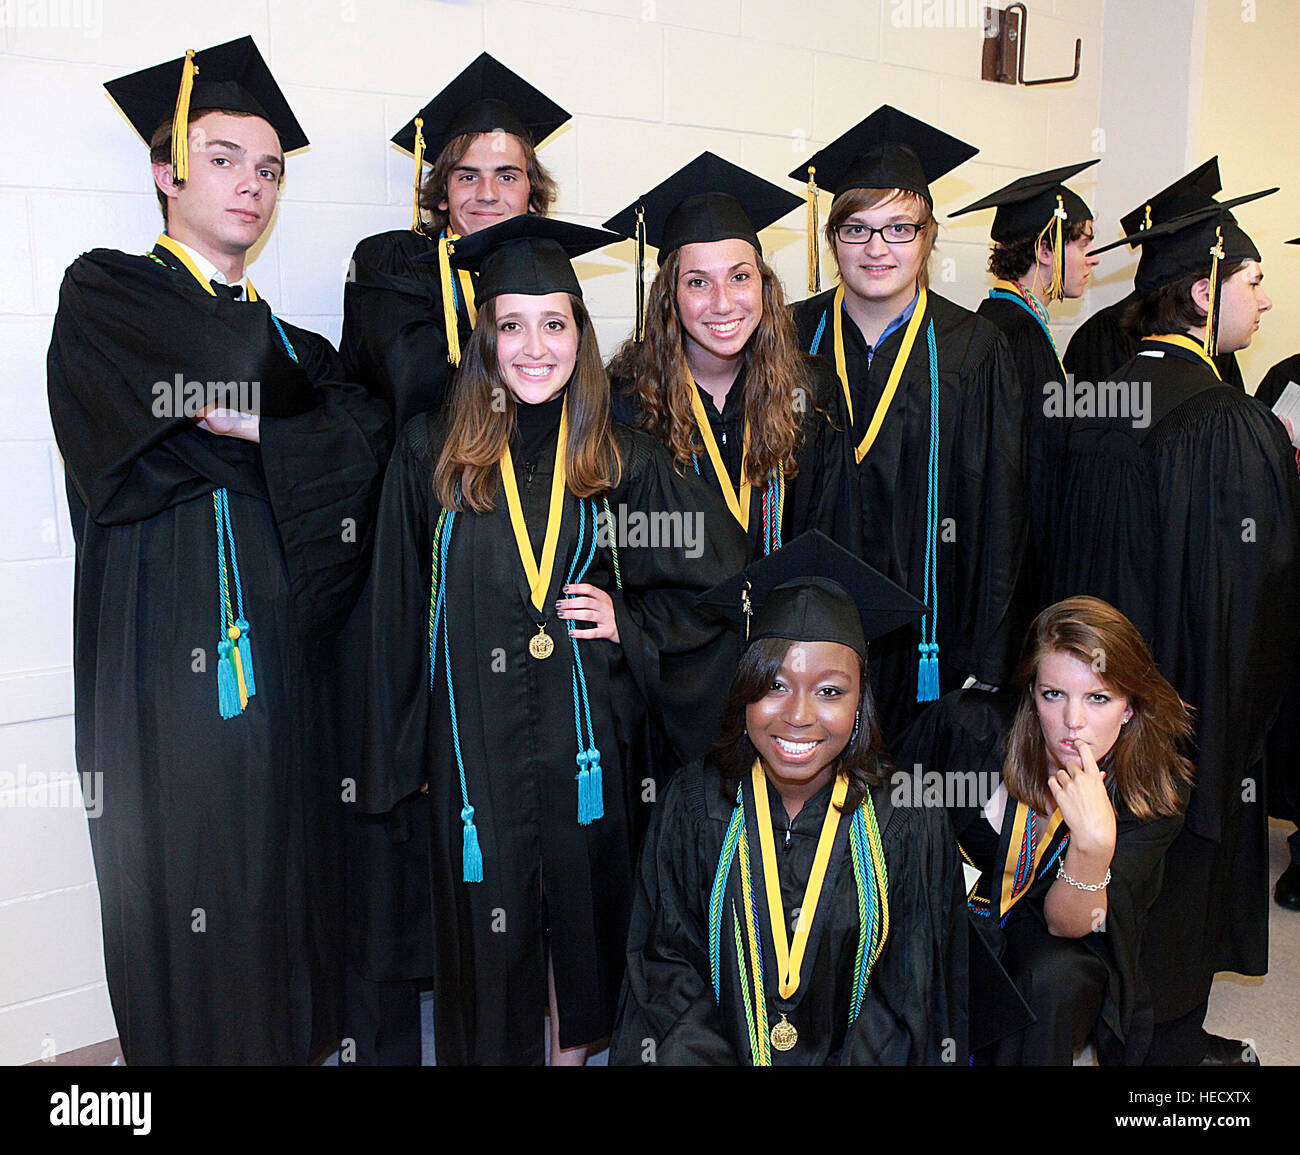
xmin=894 ymin=690 xmax=1186 ymax=1065
xmin=1043 ymin=339 xmax=1300 ymax=1020
xmin=1255 ymin=354 xmax=1300 ymax=830
xmin=340 ymin=228 xmax=473 ymax=428
xmin=793 ymin=288 xmax=1029 ymax=743
xmin=359 ymin=409 xmax=747 ymax=1065
xmin=612 ymin=356 xmax=862 ymax=562
xmin=47 ymin=244 xmax=392 ymax=1064
xmin=1062 ymin=291 xmax=1244 ymax=390
xmin=609 ymin=758 xmax=965 ymax=1065
xmin=977 ymin=294 xmax=1066 ymax=616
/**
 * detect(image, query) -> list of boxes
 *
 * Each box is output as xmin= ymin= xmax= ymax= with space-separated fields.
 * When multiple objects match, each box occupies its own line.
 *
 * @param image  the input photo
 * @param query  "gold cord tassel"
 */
xmin=171 ymin=49 xmax=198 ymax=185
xmin=1204 ymin=226 xmax=1224 ymax=358
xmin=635 ymin=206 xmax=646 ymax=342
xmin=1043 ymin=194 xmax=1066 ymax=303
xmin=806 ymin=166 xmax=821 ymax=294
xmin=439 ymin=233 xmax=461 ymax=365
xmin=411 ymin=117 xmax=426 ymax=233
xmin=1142 ymin=203 xmax=1152 ymax=231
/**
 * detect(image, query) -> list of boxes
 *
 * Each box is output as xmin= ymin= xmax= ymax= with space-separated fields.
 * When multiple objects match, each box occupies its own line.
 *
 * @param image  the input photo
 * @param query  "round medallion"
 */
xmin=528 ymin=623 xmax=554 ymax=660
xmin=770 ymin=1015 xmax=797 ymax=1052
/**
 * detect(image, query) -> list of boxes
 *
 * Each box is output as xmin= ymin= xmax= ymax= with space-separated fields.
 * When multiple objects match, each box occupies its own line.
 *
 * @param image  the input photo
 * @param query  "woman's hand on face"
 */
xmin=556 ymin=583 xmax=620 ymax=644
xmin=1047 ymin=740 xmax=1117 ymax=857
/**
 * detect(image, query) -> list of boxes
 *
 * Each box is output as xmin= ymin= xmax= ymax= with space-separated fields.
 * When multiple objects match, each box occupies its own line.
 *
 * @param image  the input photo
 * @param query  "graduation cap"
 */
xmin=446 ymin=215 xmax=623 ymax=303
xmin=1118 ymin=157 xmax=1222 ymax=242
xmin=788 ymin=106 xmax=977 ymax=291
xmin=391 ymin=54 xmax=569 ymax=233
xmin=699 ymin=531 xmax=925 ymax=659
xmin=1289 ymin=238 xmax=1300 ymax=245
xmin=104 ymin=37 xmax=307 ymax=186
xmin=1088 ymin=189 xmax=1277 ymax=357
xmin=950 ymin=159 xmax=1098 ymax=301
xmin=602 ymin=152 xmax=801 ymax=338
xmin=950 ymin=160 xmax=1098 ymax=241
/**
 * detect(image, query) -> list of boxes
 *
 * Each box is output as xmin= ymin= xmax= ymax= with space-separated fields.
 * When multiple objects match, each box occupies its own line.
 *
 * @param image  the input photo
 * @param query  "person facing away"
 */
xmin=46 ymin=36 xmax=391 ymax=1064
xmin=1045 ymin=190 xmax=1300 ymax=1065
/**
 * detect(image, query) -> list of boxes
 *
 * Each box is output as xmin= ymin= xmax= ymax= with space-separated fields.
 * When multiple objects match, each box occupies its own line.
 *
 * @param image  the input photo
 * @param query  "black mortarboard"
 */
xmin=1288 ymin=238 xmax=1300 ymax=245
xmin=105 ymin=36 xmax=307 ymax=156
xmin=1088 ymin=189 xmax=1276 ymax=292
xmin=788 ymin=105 xmax=977 ymax=204
xmin=950 ymin=159 xmax=1099 ymax=242
xmin=445 ymin=215 xmax=623 ymax=302
xmin=698 ymin=531 xmax=925 ymax=658
xmin=1118 ymin=157 xmax=1222 ymax=242
xmin=603 ymin=151 xmax=801 ymax=261
xmin=390 ymin=53 xmax=569 ymax=155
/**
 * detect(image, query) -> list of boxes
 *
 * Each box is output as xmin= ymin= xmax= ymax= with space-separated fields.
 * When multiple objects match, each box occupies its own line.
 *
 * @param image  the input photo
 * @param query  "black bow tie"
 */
xmin=210 ymin=281 xmax=243 ymax=301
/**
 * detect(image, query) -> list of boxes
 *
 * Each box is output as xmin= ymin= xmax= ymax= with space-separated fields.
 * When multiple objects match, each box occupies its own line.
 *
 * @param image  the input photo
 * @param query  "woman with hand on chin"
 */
xmin=359 ymin=216 xmax=745 ymax=1066
xmin=605 ymin=153 xmax=861 ymax=565
xmin=612 ymin=532 xmax=965 ymax=1066
xmin=895 ymin=596 xmax=1194 ymax=1065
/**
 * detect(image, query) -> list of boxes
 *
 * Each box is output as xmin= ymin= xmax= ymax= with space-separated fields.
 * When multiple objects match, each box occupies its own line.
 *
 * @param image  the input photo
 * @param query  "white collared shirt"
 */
xmin=167 ymin=236 xmax=248 ymax=298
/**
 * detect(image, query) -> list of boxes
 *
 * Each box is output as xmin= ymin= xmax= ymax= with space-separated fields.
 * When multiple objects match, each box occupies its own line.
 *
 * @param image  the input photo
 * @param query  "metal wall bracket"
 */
xmin=982 ymin=3 xmax=1082 ymax=87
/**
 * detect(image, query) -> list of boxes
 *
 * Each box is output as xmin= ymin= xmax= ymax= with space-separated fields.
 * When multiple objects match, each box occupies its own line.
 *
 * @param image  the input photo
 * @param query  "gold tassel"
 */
xmin=806 ymin=166 xmax=821 ymax=294
xmin=439 ymin=233 xmax=461 ymax=365
xmin=171 ymin=49 xmax=198 ymax=185
xmin=1142 ymin=203 xmax=1152 ymax=231
xmin=634 ymin=206 xmax=646 ymax=343
xmin=1033 ymin=195 xmax=1066 ymax=304
xmin=1204 ymin=226 xmax=1224 ymax=358
xmin=411 ymin=117 xmax=426 ymax=232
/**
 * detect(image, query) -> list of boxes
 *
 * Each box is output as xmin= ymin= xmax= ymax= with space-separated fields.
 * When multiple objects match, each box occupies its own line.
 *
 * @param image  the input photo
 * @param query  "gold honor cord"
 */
xmin=689 ymin=386 xmax=752 ymax=531
xmin=996 ymin=798 xmax=1064 ymax=919
xmin=437 ymin=235 xmax=477 ymax=364
xmin=833 ymin=287 xmax=930 ymax=464
xmin=1147 ymin=333 xmax=1222 ymax=381
xmin=154 ymin=234 xmax=260 ymax=302
xmin=750 ymin=761 xmax=848 ymax=999
xmin=500 ymin=400 xmax=569 ymax=612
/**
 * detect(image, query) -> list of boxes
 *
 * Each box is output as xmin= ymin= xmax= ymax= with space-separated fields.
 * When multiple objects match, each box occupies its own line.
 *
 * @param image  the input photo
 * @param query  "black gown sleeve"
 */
xmin=610 ymin=762 xmax=738 ymax=1065
xmin=359 ymin=417 xmax=439 ymax=814
xmin=609 ymin=430 xmax=749 ymax=763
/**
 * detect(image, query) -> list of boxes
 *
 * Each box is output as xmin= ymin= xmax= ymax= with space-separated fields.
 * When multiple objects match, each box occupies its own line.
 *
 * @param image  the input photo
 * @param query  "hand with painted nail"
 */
xmin=556 ymin=583 xmax=619 ymax=643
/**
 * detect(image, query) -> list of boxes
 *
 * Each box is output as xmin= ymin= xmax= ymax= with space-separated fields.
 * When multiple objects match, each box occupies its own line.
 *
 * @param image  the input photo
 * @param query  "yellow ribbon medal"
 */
xmin=500 ymin=400 xmax=569 ymax=658
xmin=1146 ymin=333 xmax=1222 ymax=381
xmin=830 ymin=287 xmax=929 ymax=463
xmin=689 ymin=385 xmax=752 ymax=531
xmin=750 ymin=761 xmax=848 ymax=1051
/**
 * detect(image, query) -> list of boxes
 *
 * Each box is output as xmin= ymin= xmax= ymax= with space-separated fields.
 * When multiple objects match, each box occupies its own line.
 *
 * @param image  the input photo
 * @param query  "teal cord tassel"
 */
xmin=216 ymin=639 xmax=241 ymax=719
xmin=576 ymin=748 xmax=603 ymax=825
xmin=234 ymin=617 xmax=256 ymax=696
xmin=460 ymin=804 xmax=483 ymax=883
xmin=917 ymin=641 xmax=940 ymax=702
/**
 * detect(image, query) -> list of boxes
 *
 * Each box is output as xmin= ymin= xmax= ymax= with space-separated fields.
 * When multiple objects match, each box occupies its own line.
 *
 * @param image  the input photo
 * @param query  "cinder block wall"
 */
xmin=4 ymin=0 xmax=1205 ymax=1063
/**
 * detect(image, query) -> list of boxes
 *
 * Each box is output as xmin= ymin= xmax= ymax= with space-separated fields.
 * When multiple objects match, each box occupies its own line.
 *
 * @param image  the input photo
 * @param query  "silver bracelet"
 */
xmin=1056 ymin=860 xmax=1110 ymax=891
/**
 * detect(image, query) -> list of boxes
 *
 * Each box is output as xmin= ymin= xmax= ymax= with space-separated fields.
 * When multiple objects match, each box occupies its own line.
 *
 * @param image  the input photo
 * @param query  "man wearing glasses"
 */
xmin=791 ymin=106 xmax=1029 ymax=743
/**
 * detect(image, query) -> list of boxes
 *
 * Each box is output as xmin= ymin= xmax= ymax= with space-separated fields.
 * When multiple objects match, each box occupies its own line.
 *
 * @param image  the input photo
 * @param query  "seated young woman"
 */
xmin=358 ymin=215 xmax=746 ymax=1066
xmin=611 ymin=532 xmax=965 ymax=1065
xmin=604 ymin=152 xmax=861 ymax=563
xmin=894 ymin=595 xmax=1194 ymax=1065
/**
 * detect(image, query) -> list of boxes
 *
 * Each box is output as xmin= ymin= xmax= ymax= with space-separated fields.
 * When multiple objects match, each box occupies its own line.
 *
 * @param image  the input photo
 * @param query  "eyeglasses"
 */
xmin=833 ymin=222 xmax=924 ymax=245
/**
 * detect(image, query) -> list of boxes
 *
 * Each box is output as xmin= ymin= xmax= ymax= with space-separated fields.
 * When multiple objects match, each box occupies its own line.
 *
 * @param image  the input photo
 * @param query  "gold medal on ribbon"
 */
xmin=770 ymin=1015 xmax=797 ymax=1052
xmin=528 ymin=623 xmax=554 ymax=660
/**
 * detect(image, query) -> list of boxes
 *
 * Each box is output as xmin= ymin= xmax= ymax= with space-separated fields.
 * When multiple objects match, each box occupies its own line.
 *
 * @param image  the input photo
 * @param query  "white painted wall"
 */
xmin=0 ymin=0 xmax=1152 ymax=1062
